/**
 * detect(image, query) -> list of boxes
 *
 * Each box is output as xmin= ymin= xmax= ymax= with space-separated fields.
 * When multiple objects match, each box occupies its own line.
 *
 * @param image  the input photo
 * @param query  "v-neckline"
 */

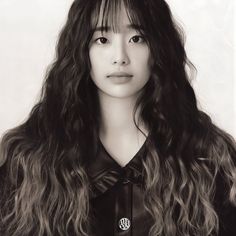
xmin=98 ymin=134 xmax=149 ymax=169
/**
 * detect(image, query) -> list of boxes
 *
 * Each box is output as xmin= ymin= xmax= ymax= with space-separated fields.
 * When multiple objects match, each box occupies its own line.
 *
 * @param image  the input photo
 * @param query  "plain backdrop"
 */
xmin=0 ymin=0 xmax=235 ymax=138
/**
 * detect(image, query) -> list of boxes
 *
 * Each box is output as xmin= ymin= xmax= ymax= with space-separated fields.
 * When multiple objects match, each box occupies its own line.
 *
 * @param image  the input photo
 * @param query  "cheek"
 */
xmin=133 ymin=47 xmax=150 ymax=64
xmin=90 ymin=49 xmax=108 ymax=71
xmin=89 ymin=50 xmax=102 ymax=78
xmin=134 ymin=50 xmax=151 ymax=76
xmin=89 ymin=50 xmax=97 ymax=68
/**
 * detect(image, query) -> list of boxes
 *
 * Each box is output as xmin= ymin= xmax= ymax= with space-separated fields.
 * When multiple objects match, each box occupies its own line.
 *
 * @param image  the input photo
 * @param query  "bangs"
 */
xmin=90 ymin=0 xmax=148 ymax=34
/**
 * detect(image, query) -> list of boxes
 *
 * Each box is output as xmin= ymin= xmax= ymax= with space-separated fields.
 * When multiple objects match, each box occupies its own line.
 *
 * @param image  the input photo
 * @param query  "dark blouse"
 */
xmin=87 ymin=138 xmax=236 ymax=236
xmin=88 ymin=138 xmax=154 ymax=236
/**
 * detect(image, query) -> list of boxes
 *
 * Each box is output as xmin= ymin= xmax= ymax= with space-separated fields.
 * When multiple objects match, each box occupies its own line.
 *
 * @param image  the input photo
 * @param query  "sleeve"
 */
xmin=214 ymin=172 xmax=236 ymax=236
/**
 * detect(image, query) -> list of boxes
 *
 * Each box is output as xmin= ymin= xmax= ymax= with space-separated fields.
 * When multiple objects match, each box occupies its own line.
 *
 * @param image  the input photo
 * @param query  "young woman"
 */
xmin=0 ymin=0 xmax=235 ymax=235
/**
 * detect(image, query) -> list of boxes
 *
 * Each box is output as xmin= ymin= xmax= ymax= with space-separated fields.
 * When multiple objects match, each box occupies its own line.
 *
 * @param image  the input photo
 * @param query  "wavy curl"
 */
xmin=0 ymin=0 xmax=236 ymax=235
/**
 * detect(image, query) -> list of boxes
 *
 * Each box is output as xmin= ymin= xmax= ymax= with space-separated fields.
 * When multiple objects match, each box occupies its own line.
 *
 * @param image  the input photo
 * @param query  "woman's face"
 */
xmin=89 ymin=2 xmax=151 ymax=99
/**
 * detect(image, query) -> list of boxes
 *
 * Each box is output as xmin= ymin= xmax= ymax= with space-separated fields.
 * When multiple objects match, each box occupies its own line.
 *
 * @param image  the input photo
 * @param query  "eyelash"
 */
xmin=94 ymin=35 xmax=145 ymax=45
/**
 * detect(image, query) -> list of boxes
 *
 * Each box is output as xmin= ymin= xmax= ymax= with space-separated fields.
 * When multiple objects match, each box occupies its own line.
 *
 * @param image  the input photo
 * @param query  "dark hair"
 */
xmin=1 ymin=0 xmax=236 ymax=235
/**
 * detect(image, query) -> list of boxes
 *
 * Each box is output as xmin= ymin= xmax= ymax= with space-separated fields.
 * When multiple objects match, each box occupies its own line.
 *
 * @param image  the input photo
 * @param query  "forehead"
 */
xmin=91 ymin=0 xmax=143 ymax=33
xmin=98 ymin=1 xmax=128 ymax=29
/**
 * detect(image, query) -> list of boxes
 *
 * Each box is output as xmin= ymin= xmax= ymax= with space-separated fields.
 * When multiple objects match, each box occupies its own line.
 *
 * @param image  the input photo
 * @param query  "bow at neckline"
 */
xmin=87 ymin=137 xmax=148 ymax=199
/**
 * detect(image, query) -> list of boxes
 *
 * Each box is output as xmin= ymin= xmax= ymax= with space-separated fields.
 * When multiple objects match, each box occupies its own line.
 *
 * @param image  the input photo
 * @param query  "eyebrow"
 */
xmin=94 ymin=24 xmax=144 ymax=32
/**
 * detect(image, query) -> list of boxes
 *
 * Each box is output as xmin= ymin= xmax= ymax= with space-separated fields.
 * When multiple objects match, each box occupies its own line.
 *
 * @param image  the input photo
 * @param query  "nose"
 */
xmin=111 ymin=39 xmax=130 ymax=66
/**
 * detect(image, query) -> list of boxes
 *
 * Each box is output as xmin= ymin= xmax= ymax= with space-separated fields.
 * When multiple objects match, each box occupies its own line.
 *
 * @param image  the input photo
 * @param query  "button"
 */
xmin=118 ymin=217 xmax=131 ymax=231
xmin=122 ymin=178 xmax=130 ymax=184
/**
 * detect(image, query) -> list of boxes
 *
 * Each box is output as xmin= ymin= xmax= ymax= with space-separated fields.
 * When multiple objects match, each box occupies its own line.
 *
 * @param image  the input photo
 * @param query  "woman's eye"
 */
xmin=95 ymin=37 xmax=108 ymax=44
xmin=130 ymin=35 xmax=145 ymax=43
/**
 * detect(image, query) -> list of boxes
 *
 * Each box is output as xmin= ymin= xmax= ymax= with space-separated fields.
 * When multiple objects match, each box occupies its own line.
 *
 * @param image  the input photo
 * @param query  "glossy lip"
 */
xmin=107 ymin=72 xmax=133 ymax=78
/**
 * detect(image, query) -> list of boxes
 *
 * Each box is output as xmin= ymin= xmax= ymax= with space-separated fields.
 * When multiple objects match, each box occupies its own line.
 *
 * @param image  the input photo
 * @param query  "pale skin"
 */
xmin=89 ymin=3 xmax=151 ymax=167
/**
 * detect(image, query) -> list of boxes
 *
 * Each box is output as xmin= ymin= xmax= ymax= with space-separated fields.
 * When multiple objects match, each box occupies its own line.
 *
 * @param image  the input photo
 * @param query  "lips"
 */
xmin=107 ymin=72 xmax=133 ymax=78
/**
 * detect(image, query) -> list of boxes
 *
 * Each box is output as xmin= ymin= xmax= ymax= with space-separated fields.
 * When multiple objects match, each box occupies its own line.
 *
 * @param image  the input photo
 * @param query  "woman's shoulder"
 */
xmin=198 ymin=121 xmax=236 ymax=234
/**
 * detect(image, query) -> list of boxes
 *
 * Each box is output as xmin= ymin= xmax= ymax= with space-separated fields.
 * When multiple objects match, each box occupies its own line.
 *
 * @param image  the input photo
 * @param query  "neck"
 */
xmin=98 ymin=91 xmax=147 ymax=138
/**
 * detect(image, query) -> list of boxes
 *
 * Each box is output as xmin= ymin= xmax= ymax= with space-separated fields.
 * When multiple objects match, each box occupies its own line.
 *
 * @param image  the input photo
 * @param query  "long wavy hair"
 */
xmin=1 ymin=0 xmax=236 ymax=235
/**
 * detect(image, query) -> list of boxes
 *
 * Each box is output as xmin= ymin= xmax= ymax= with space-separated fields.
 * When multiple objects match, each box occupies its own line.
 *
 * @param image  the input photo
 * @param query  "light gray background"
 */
xmin=0 ymin=0 xmax=235 ymax=138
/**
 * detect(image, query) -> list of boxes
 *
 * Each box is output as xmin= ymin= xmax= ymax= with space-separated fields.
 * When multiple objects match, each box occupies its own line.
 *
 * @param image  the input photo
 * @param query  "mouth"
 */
xmin=107 ymin=72 xmax=133 ymax=78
